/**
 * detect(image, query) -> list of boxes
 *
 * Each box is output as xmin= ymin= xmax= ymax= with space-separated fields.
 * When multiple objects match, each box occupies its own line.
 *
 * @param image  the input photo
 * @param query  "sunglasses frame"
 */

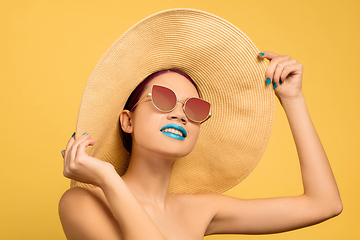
xmin=130 ymin=84 xmax=211 ymax=123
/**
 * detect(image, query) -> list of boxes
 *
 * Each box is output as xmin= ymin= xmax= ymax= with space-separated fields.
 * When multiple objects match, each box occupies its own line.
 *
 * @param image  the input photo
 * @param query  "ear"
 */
xmin=120 ymin=110 xmax=133 ymax=134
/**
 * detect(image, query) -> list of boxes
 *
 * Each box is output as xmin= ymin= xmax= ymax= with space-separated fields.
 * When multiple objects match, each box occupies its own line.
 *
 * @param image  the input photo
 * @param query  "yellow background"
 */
xmin=1 ymin=0 xmax=359 ymax=239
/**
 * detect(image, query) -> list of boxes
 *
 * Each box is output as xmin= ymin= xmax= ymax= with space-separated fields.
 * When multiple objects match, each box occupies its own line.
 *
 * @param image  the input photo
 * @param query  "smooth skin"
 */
xmin=59 ymin=52 xmax=342 ymax=240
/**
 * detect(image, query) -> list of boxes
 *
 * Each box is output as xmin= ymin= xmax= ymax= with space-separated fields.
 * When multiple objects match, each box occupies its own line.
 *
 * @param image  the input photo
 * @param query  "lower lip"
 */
xmin=161 ymin=131 xmax=185 ymax=141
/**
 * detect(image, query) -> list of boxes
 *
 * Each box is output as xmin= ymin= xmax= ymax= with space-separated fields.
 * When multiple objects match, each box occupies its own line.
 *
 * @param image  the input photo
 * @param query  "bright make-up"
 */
xmin=160 ymin=123 xmax=187 ymax=141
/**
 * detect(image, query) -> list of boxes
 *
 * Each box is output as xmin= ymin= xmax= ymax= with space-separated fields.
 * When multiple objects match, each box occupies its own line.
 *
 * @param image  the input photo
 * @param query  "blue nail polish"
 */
xmin=61 ymin=150 xmax=65 ymax=153
xmin=259 ymin=52 xmax=264 ymax=56
xmin=273 ymin=82 xmax=277 ymax=89
xmin=71 ymin=132 xmax=75 ymax=137
xmin=266 ymin=78 xmax=271 ymax=85
xmin=279 ymin=80 xmax=283 ymax=85
xmin=83 ymin=132 xmax=87 ymax=135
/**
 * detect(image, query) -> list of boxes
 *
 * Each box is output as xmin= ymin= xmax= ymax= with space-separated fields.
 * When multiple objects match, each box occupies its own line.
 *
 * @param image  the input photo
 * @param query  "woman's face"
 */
xmin=129 ymin=72 xmax=201 ymax=159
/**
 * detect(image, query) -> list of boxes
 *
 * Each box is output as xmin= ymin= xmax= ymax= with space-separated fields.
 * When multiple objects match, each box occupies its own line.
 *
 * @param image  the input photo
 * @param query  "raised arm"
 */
xmin=59 ymin=134 xmax=166 ymax=240
xmin=204 ymin=52 xmax=342 ymax=235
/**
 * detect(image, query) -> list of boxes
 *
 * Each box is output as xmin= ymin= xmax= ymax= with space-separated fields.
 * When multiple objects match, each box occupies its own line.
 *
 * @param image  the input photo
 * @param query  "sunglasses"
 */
xmin=130 ymin=84 xmax=211 ymax=123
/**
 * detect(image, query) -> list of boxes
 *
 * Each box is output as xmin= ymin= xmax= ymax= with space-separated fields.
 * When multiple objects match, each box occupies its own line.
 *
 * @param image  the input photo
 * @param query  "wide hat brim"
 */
xmin=71 ymin=8 xmax=275 ymax=194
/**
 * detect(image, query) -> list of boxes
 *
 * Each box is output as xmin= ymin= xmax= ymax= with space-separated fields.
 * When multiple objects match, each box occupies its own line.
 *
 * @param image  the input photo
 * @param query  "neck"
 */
xmin=121 ymin=147 xmax=176 ymax=209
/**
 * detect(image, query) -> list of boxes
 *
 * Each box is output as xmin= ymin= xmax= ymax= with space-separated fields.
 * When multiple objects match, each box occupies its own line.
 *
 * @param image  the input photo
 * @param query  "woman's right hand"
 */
xmin=61 ymin=133 xmax=115 ymax=187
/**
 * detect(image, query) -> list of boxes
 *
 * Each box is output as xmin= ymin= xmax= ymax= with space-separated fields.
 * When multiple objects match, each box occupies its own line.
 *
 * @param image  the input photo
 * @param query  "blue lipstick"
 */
xmin=160 ymin=124 xmax=187 ymax=141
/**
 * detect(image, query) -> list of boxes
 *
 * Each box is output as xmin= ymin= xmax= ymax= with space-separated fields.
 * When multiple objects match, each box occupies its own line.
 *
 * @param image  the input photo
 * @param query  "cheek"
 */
xmin=131 ymin=108 xmax=162 ymax=142
xmin=188 ymin=125 xmax=200 ymax=145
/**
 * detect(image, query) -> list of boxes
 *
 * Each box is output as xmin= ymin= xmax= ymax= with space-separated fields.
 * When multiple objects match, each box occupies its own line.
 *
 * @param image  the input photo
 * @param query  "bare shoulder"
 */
xmin=59 ymin=187 xmax=122 ymax=240
xmin=59 ymin=187 xmax=107 ymax=214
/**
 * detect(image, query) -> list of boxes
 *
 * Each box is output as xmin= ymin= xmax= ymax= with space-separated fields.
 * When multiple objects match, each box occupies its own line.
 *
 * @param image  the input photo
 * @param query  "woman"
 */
xmin=59 ymin=9 xmax=342 ymax=240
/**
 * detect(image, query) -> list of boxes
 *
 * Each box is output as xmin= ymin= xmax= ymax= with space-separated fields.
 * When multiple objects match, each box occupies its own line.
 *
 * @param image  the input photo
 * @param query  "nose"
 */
xmin=167 ymin=101 xmax=188 ymax=124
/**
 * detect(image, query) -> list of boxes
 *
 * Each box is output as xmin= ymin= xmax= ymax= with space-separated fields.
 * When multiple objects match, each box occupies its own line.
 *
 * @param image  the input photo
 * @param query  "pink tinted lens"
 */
xmin=152 ymin=85 xmax=177 ymax=111
xmin=185 ymin=98 xmax=210 ymax=122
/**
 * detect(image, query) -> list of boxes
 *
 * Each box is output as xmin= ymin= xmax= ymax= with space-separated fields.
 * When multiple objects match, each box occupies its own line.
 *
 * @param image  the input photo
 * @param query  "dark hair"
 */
xmin=120 ymin=69 xmax=198 ymax=154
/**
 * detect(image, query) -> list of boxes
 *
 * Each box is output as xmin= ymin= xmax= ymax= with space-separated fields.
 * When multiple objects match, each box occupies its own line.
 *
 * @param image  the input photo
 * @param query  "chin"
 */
xmin=154 ymin=141 xmax=195 ymax=159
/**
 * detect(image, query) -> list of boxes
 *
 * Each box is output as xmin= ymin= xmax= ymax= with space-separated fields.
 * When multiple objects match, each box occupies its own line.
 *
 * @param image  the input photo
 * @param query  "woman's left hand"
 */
xmin=259 ymin=51 xmax=304 ymax=101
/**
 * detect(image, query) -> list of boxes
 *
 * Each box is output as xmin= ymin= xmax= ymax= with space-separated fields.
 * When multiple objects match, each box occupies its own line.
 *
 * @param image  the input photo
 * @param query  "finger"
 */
xmin=266 ymin=55 xmax=291 ymax=84
xmin=69 ymin=133 xmax=91 ymax=163
xmin=64 ymin=133 xmax=91 ymax=176
xmin=280 ymin=62 xmax=303 ymax=82
xmin=273 ymin=58 xmax=298 ymax=84
xmin=64 ymin=133 xmax=77 ymax=165
xmin=279 ymin=63 xmax=297 ymax=83
xmin=65 ymin=133 xmax=89 ymax=168
xmin=64 ymin=133 xmax=76 ymax=152
xmin=258 ymin=51 xmax=280 ymax=60
xmin=75 ymin=138 xmax=96 ymax=161
xmin=61 ymin=150 xmax=65 ymax=158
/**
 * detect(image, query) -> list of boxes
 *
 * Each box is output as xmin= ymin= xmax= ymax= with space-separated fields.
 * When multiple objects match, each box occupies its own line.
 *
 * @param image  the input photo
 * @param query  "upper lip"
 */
xmin=160 ymin=124 xmax=187 ymax=137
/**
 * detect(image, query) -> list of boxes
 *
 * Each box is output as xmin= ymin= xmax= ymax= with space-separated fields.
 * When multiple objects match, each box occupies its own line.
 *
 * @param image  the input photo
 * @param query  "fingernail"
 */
xmin=83 ymin=132 xmax=87 ymax=135
xmin=71 ymin=132 xmax=75 ymax=137
xmin=61 ymin=150 xmax=65 ymax=153
xmin=279 ymin=80 xmax=283 ymax=85
xmin=273 ymin=82 xmax=277 ymax=89
xmin=266 ymin=78 xmax=271 ymax=85
xmin=86 ymin=133 xmax=89 ymax=135
xmin=259 ymin=52 xmax=264 ymax=56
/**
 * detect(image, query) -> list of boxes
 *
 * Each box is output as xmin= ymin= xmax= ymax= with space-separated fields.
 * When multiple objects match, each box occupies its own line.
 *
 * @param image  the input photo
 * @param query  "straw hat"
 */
xmin=71 ymin=8 xmax=275 ymax=194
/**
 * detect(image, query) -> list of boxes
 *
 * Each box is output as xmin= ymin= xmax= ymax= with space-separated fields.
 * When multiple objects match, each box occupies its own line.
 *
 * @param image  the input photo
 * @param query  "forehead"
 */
xmin=144 ymin=72 xmax=199 ymax=98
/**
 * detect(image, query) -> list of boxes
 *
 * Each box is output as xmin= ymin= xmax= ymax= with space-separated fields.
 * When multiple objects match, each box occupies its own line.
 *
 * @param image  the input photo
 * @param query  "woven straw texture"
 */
xmin=71 ymin=8 xmax=275 ymax=194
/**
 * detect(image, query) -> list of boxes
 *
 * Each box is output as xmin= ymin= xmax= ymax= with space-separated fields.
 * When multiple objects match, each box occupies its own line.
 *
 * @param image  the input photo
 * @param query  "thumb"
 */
xmin=76 ymin=138 xmax=96 ymax=159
